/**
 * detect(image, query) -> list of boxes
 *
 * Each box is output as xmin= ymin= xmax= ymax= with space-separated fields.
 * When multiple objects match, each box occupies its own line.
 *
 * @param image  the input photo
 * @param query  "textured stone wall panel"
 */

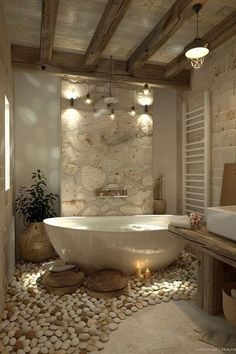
xmin=61 ymin=81 xmax=153 ymax=216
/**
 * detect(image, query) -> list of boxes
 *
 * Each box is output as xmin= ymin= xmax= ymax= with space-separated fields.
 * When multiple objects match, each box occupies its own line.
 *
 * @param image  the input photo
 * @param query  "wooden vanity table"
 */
xmin=169 ymin=226 xmax=236 ymax=315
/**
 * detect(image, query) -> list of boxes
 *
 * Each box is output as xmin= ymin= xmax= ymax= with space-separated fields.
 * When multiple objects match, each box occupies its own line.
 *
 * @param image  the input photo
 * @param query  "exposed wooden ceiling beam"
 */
xmin=127 ymin=0 xmax=207 ymax=73
xmin=165 ymin=10 xmax=236 ymax=78
xmin=84 ymin=0 xmax=131 ymax=69
xmin=11 ymin=45 xmax=190 ymax=89
xmin=40 ymin=0 xmax=59 ymax=63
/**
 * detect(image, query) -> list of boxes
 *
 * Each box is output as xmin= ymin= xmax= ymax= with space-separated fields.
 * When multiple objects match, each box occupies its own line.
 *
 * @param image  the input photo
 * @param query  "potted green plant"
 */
xmin=16 ymin=169 xmax=59 ymax=262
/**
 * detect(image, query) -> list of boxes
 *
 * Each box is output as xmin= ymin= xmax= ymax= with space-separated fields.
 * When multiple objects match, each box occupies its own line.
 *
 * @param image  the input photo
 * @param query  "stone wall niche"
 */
xmin=61 ymin=80 xmax=153 ymax=216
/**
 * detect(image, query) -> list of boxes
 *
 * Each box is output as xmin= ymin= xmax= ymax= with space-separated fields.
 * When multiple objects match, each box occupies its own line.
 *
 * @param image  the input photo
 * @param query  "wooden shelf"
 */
xmin=169 ymin=226 xmax=236 ymax=268
xmin=169 ymin=226 xmax=236 ymax=315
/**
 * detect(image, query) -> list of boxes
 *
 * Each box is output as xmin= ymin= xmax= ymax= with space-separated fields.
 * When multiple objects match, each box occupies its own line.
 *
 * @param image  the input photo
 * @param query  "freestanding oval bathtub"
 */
xmin=44 ymin=215 xmax=186 ymax=274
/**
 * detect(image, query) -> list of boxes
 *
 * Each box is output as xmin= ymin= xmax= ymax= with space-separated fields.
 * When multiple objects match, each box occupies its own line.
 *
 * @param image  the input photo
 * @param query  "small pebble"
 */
xmin=79 ymin=333 xmax=90 ymax=341
xmin=1 ymin=251 xmax=197 ymax=354
xmin=108 ymin=323 xmax=118 ymax=331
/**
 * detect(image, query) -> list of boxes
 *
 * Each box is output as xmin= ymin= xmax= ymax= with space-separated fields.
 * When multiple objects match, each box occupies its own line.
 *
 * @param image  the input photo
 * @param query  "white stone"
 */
xmin=148 ymin=299 xmax=156 ymax=305
xmin=71 ymin=337 xmax=79 ymax=346
xmin=45 ymin=341 xmax=52 ymax=349
xmin=79 ymin=333 xmax=90 ymax=341
xmin=9 ymin=337 xmax=16 ymax=345
xmin=3 ymin=336 xmax=9 ymax=345
xmin=17 ymin=350 xmax=25 ymax=354
xmin=108 ymin=323 xmax=118 ymax=331
xmin=31 ymin=348 xmax=40 ymax=354
xmin=83 ymin=206 xmax=99 ymax=216
xmin=62 ymin=339 xmax=71 ymax=350
xmin=143 ymin=174 xmax=153 ymax=187
xmin=54 ymin=340 xmax=62 ymax=350
xmin=127 ymin=190 xmax=152 ymax=206
xmin=82 ymin=166 xmax=105 ymax=191
xmin=50 ymin=335 xmax=57 ymax=343
xmin=79 ymin=342 xmax=88 ymax=349
xmin=55 ymin=329 xmax=63 ymax=338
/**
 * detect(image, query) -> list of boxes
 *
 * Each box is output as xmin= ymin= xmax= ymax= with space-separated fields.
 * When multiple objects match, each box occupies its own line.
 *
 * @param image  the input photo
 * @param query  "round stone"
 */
xmin=118 ymin=312 xmax=126 ymax=320
xmin=79 ymin=342 xmax=88 ymax=350
xmin=108 ymin=323 xmax=118 ymax=331
xmin=55 ymin=329 xmax=63 ymax=338
xmin=54 ymin=341 xmax=62 ymax=350
xmin=62 ymin=339 xmax=71 ymax=350
xmin=71 ymin=337 xmax=79 ymax=346
xmin=99 ymin=333 xmax=109 ymax=343
xmin=79 ymin=333 xmax=90 ymax=341
xmin=124 ymin=309 xmax=132 ymax=316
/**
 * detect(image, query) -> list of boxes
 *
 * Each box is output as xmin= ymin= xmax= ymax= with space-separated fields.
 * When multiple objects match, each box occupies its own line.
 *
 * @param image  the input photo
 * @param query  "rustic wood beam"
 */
xmin=84 ymin=0 xmax=131 ymax=69
xmin=127 ymin=0 xmax=207 ymax=73
xmin=11 ymin=45 xmax=190 ymax=89
xmin=165 ymin=10 xmax=236 ymax=78
xmin=40 ymin=0 xmax=59 ymax=63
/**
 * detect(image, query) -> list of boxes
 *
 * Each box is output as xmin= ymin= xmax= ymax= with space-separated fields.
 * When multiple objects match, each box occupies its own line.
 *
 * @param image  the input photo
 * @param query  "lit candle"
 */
xmin=145 ymin=268 xmax=151 ymax=279
xmin=139 ymin=274 xmax=144 ymax=281
xmin=135 ymin=262 xmax=141 ymax=278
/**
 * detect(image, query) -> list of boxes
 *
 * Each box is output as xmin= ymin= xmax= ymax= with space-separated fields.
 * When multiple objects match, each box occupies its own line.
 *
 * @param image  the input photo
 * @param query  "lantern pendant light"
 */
xmin=105 ymin=56 xmax=119 ymax=105
xmin=129 ymin=105 xmax=136 ymax=117
xmin=108 ymin=105 xmax=115 ymax=120
xmin=85 ymin=82 xmax=92 ymax=104
xmin=85 ymin=93 xmax=92 ymax=104
xmin=143 ymin=83 xmax=150 ymax=96
xmin=184 ymin=3 xmax=209 ymax=69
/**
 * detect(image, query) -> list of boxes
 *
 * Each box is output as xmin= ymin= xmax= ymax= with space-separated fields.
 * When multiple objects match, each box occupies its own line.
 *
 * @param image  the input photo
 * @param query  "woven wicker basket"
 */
xmin=19 ymin=222 xmax=54 ymax=262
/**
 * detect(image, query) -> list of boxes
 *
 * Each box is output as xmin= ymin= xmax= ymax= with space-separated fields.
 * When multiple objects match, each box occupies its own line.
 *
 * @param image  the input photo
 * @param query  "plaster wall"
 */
xmin=14 ymin=71 xmax=60 ymax=242
xmin=153 ymin=88 xmax=177 ymax=214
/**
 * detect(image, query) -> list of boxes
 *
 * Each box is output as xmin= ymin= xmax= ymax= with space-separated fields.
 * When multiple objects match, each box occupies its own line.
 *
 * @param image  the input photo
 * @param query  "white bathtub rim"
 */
xmin=44 ymin=215 xmax=178 ymax=233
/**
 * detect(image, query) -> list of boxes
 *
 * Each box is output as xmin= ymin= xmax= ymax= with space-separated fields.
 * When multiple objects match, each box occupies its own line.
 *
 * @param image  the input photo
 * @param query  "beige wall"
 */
xmin=14 ymin=71 xmax=60 ymax=244
xmin=178 ymin=34 xmax=236 ymax=210
xmin=0 ymin=1 xmax=14 ymax=312
xmin=153 ymin=88 xmax=177 ymax=214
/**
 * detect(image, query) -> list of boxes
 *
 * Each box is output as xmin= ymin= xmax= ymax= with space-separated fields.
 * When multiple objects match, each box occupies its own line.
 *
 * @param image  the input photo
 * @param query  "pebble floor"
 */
xmin=0 ymin=252 xmax=198 ymax=354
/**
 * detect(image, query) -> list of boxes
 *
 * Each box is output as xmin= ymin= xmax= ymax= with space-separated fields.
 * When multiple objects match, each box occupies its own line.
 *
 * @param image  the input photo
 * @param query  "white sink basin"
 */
xmin=207 ymin=206 xmax=236 ymax=242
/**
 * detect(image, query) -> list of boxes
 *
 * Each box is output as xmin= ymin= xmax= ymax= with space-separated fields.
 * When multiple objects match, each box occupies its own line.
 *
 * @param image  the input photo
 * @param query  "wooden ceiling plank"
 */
xmin=83 ymin=0 xmax=131 ymax=69
xmin=165 ymin=10 xmax=236 ymax=78
xmin=40 ymin=0 xmax=59 ymax=63
xmin=127 ymin=0 xmax=205 ymax=74
xmin=11 ymin=45 xmax=190 ymax=89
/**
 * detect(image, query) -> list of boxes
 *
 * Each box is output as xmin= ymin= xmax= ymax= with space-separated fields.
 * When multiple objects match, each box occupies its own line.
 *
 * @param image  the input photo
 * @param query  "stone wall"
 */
xmin=178 ymin=34 xmax=236 ymax=210
xmin=61 ymin=80 xmax=153 ymax=216
xmin=0 ymin=2 xmax=14 ymax=312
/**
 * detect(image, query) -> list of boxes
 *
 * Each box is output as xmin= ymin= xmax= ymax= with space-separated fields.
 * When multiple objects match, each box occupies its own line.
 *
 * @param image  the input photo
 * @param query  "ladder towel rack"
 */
xmin=182 ymin=91 xmax=210 ymax=218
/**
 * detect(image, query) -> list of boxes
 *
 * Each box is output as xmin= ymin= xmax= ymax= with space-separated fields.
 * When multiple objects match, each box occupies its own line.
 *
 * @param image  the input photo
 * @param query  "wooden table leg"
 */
xmin=197 ymin=253 xmax=224 ymax=315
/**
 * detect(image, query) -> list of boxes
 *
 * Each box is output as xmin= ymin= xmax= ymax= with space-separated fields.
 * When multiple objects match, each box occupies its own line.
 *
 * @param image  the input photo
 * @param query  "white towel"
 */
xmin=169 ymin=215 xmax=191 ymax=229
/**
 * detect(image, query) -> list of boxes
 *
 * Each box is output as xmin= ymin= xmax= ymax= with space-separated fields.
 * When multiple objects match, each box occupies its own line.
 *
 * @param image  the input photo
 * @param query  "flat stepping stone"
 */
xmin=86 ymin=269 xmax=128 ymax=298
xmin=43 ymin=270 xmax=84 ymax=295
